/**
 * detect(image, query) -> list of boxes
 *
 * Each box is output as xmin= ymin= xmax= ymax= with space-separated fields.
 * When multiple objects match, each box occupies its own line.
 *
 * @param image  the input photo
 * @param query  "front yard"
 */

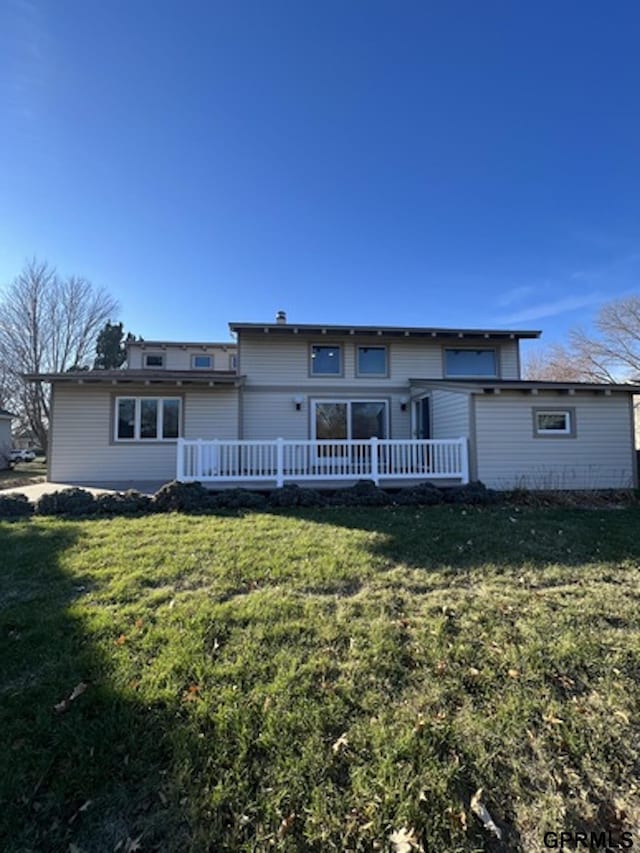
xmin=1 ymin=505 xmax=639 ymax=851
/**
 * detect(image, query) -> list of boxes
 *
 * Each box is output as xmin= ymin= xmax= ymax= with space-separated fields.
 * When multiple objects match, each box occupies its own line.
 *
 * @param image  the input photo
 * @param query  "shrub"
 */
xmin=329 ymin=480 xmax=392 ymax=506
xmin=0 ymin=493 xmax=34 ymax=518
xmin=442 ymin=480 xmax=499 ymax=506
xmin=152 ymin=480 xmax=212 ymax=513
xmin=36 ymin=488 xmax=97 ymax=517
xmin=209 ymin=489 xmax=268 ymax=510
xmin=393 ymin=482 xmax=444 ymax=506
xmin=267 ymin=484 xmax=326 ymax=508
xmin=95 ymin=490 xmax=153 ymax=516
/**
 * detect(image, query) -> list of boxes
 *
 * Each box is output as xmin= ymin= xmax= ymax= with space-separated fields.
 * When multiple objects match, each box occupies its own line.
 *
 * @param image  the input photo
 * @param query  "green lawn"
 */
xmin=1 ymin=506 xmax=639 ymax=851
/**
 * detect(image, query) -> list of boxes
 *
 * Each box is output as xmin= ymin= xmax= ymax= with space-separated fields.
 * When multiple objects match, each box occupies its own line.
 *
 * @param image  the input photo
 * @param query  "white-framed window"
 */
xmin=191 ymin=354 xmax=213 ymax=369
xmin=533 ymin=408 xmax=574 ymax=437
xmin=143 ymin=353 xmax=165 ymax=369
xmin=115 ymin=397 xmax=181 ymax=441
xmin=311 ymin=399 xmax=388 ymax=441
xmin=357 ymin=346 xmax=388 ymax=376
xmin=310 ymin=344 xmax=342 ymax=376
xmin=444 ymin=348 xmax=497 ymax=377
xmin=229 ymin=354 xmax=237 ymax=370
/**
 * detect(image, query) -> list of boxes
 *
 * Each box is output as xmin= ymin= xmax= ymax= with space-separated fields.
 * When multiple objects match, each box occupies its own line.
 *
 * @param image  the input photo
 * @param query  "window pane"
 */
xmin=311 ymin=345 xmax=341 ymax=375
xmin=117 ymin=399 xmax=135 ymax=439
xmin=140 ymin=399 xmax=158 ymax=439
xmin=351 ymin=402 xmax=386 ymax=439
xmin=192 ymin=355 xmax=212 ymax=368
xmin=537 ymin=412 xmax=569 ymax=432
xmin=445 ymin=349 xmax=496 ymax=376
xmin=145 ymin=354 xmax=164 ymax=367
xmin=315 ymin=403 xmax=347 ymax=439
xmin=162 ymin=399 xmax=180 ymax=438
xmin=358 ymin=347 xmax=386 ymax=375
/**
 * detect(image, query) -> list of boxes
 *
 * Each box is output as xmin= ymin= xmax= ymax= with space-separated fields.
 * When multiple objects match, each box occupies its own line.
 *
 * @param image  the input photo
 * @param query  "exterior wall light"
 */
xmin=400 ymin=396 xmax=409 ymax=411
xmin=293 ymin=395 xmax=304 ymax=411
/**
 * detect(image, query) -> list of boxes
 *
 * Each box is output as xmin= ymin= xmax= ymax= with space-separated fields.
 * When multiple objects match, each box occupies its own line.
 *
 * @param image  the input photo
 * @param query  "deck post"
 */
xmin=276 ymin=437 xmax=284 ymax=487
xmin=459 ymin=437 xmax=469 ymax=484
xmin=176 ymin=438 xmax=185 ymax=481
xmin=196 ymin=438 xmax=203 ymax=481
xmin=370 ymin=437 xmax=379 ymax=485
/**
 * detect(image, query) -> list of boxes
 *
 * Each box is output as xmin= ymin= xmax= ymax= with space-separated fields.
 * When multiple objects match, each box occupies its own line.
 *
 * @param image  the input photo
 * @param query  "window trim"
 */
xmin=532 ymin=407 xmax=576 ymax=439
xmin=114 ymin=396 xmax=183 ymax=442
xmin=310 ymin=398 xmax=390 ymax=441
xmin=191 ymin=353 xmax=214 ymax=369
xmin=443 ymin=347 xmax=498 ymax=379
xmin=143 ymin=352 xmax=165 ymax=369
xmin=356 ymin=345 xmax=389 ymax=378
xmin=308 ymin=343 xmax=344 ymax=377
xmin=229 ymin=354 xmax=237 ymax=370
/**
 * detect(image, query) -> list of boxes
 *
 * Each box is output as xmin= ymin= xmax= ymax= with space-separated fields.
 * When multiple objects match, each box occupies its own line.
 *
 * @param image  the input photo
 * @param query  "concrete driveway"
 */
xmin=1 ymin=481 xmax=166 ymax=502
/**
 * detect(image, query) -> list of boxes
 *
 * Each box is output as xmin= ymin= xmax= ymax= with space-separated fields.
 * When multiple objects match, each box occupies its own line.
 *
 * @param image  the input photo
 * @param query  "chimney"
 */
xmin=276 ymin=310 xmax=287 ymax=325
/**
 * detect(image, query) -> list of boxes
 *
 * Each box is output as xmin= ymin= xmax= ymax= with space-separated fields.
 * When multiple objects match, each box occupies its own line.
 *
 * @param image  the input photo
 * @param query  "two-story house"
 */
xmin=28 ymin=312 xmax=639 ymax=491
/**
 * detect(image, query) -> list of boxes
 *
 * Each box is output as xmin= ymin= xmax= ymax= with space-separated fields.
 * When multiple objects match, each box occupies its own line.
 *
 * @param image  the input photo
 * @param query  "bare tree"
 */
xmin=0 ymin=259 xmax=119 ymax=451
xmin=523 ymin=295 xmax=640 ymax=383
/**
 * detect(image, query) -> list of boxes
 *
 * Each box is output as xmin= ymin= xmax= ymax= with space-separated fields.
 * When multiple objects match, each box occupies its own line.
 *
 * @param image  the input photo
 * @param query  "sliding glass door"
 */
xmin=312 ymin=400 xmax=388 ymax=444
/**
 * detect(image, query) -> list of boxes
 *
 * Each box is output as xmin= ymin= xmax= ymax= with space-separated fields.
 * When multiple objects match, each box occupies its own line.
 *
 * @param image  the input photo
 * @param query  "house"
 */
xmin=26 ymin=313 xmax=640 ymax=491
xmin=0 ymin=409 xmax=15 ymax=470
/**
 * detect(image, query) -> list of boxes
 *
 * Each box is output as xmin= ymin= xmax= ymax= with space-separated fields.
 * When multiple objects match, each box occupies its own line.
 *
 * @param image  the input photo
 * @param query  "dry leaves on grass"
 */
xmin=54 ymin=682 xmax=88 ymax=714
xmin=331 ymin=733 xmax=349 ymax=755
xmin=389 ymin=825 xmax=423 ymax=852
xmin=470 ymin=788 xmax=502 ymax=840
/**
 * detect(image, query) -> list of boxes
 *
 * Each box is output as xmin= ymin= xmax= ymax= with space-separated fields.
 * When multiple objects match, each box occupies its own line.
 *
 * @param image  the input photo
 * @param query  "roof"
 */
xmin=129 ymin=340 xmax=237 ymax=349
xmin=0 ymin=408 xmax=16 ymax=418
xmin=410 ymin=378 xmax=640 ymax=393
xmin=22 ymin=370 xmax=243 ymax=386
xmin=228 ymin=321 xmax=541 ymax=340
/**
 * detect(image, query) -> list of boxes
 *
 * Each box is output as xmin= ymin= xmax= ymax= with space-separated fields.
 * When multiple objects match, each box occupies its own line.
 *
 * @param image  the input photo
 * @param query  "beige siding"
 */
xmin=128 ymin=344 xmax=236 ymax=371
xmin=431 ymin=390 xmax=470 ymax=439
xmin=239 ymin=334 xmax=520 ymax=385
xmin=49 ymin=384 xmax=238 ymax=483
xmin=475 ymin=392 xmax=635 ymax=490
xmin=241 ymin=389 xmax=411 ymax=440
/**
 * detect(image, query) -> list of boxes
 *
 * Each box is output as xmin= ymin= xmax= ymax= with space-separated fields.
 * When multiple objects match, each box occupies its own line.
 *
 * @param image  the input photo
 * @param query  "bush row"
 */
xmin=0 ymin=479 xmax=501 ymax=519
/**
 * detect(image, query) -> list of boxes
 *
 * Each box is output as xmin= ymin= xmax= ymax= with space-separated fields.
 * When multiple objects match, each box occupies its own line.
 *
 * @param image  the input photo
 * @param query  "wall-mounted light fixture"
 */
xmin=400 ymin=396 xmax=409 ymax=411
xmin=293 ymin=395 xmax=304 ymax=411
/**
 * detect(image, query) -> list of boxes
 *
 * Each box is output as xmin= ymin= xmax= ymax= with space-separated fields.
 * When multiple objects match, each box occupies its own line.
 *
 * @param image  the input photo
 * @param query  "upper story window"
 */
xmin=143 ymin=353 xmax=165 ymax=369
xmin=310 ymin=345 xmax=342 ymax=376
xmin=191 ymin=354 xmax=213 ymax=369
xmin=444 ymin=348 xmax=497 ymax=377
xmin=357 ymin=346 xmax=388 ymax=376
xmin=115 ymin=397 xmax=181 ymax=441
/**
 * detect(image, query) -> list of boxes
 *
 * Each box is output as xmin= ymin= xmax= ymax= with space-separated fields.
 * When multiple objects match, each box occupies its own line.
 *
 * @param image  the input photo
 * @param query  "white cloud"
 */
xmin=500 ymin=293 xmax=605 ymax=324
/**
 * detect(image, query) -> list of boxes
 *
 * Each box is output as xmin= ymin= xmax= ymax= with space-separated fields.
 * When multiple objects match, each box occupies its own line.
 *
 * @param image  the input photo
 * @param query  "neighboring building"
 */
xmin=0 ymin=409 xmax=15 ymax=470
xmin=25 ymin=315 xmax=640 ymax=490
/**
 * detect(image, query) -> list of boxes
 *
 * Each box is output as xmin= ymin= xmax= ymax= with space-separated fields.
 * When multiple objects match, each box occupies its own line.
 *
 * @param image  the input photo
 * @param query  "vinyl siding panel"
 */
xmin=49 ymin=385 xmax=238 ymax=483
xmin=239 ymin=333 xmax=519 ymax=384
xmin=241 ymin=390 xmax=411 ymax=439
xmin=475 ymin=393 xmax=635 ymax=490
xmin=128 ymin=345 xmax=236 ymax=371
xmin=431 ymin=390 xmax=470 ymax=439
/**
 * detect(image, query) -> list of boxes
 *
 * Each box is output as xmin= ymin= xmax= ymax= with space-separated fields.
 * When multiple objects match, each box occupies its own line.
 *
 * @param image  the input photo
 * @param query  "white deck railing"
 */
xmin=177 ymin=437 xmax=469 ymax=486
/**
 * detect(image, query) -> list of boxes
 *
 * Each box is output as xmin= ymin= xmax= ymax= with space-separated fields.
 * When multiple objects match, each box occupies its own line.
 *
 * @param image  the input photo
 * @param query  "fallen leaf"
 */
xmin=332 ymin=733 xmax=349 ymax=754
xmin=69 ymin=682 xmax=88 ymax=702
xmin=115 ymin=634 xmax=127 ymax=646
xmin=124 ymin=836 xmax=143 ymax=853
xmin=135 ymin=619 xmax=144 ymax=629
xmin=507 ymin=668 xmax=520 ymax=679
xmin=468 ymin=667 xmax=480 ymax=677
xmin=470 ymin=788 xmax=502 ymax=840
xmin=277 ymin=812 xmax=296 ymax=840
xmin=389 ymin=825 xmax=422 ymax=852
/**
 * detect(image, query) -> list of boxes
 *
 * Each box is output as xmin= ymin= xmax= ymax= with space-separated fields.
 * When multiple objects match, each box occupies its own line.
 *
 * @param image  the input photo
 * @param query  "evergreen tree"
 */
xmin=93 ymin=321 xmax=136 ymax=369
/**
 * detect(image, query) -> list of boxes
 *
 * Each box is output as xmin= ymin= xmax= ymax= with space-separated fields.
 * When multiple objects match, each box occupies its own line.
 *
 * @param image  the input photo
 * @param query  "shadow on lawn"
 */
xmin=0 ymin=522 xmax=202 ymax=852
xmin=272 ymin=504 xmax=640 ymax=572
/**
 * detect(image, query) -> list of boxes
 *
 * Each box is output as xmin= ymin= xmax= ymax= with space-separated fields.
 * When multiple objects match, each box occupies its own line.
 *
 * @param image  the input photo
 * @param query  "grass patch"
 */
xmin=1 ymin=506 xmax=640 ymax=851
xmin=0 ymin=457 xmax=47 ymax=490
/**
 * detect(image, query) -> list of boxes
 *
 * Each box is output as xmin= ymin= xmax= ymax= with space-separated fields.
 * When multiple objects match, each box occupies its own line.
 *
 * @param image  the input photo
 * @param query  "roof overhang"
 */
xmin=22 ymin=370 xmax=245 ymax=387
xmin=409 ymin=378 xmax=640 ymax=395
xmin=128 ymin=340 xmax=237 ymax=349
xmin=229 ymin=322 xmax=541 ymax=340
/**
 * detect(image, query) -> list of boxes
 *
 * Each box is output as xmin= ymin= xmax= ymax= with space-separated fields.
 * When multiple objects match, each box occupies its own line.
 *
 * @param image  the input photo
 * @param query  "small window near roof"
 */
xmin=534 ymin=409 xmax=573 ymax=436
xmin=311 ymin=345 xmax=341 ymax=375
xmin=143 ymin=353 xmax=164 ymax=368
xmin=229 ymin=354 xmax=237 ymax=370
xmin=444 ymin=348 xmax=496 ymax=377
xmin=191 ymin=354 xmax=213 ymax=369
xmin=357 ymin=346 xmax=387 ymax=376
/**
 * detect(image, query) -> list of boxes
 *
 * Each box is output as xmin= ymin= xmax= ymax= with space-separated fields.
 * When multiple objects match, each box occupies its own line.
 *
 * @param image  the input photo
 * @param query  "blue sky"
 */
xmin=2 ymin=1 xmax=639 ymax=358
